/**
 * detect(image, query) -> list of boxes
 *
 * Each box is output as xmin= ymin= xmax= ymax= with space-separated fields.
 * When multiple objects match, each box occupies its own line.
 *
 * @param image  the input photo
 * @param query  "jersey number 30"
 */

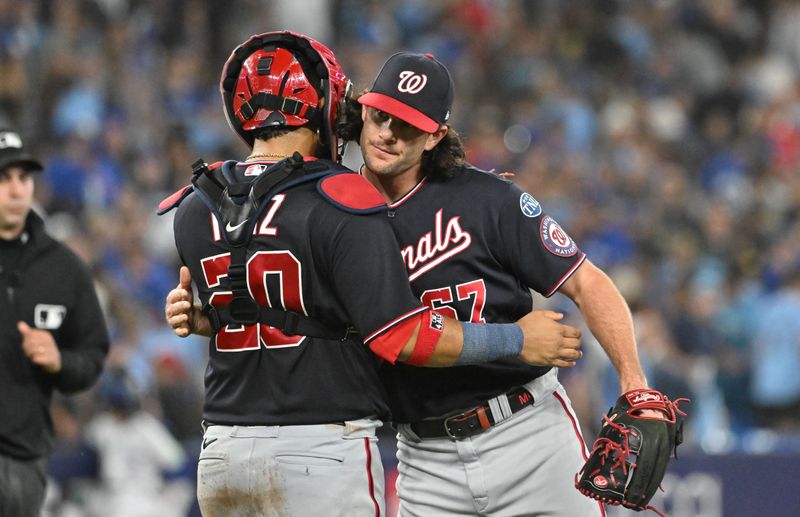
xmin=201 ymin=251 xmax=306 ymax=351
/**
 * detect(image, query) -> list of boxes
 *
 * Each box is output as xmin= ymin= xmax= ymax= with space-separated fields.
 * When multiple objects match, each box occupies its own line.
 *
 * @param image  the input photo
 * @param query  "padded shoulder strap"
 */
xmin=317 ymin=172 xmax=388 ymax=214
xmin=156 ymin=161 xmax=224 ymax=215
xmin=191 ymin=155 xmax=313 ymax=246
xmin=157 ymin=184 xmax=193 ymax=215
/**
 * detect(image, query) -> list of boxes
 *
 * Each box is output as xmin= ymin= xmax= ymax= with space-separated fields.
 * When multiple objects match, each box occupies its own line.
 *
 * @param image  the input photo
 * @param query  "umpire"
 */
xmin=0 ymin=128 xmax=109 ymax=516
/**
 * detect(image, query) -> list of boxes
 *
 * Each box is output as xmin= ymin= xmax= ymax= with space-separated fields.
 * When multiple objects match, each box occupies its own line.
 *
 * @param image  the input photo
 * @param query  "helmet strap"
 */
xmin=238 ymin=92 xmax=320 ymax=123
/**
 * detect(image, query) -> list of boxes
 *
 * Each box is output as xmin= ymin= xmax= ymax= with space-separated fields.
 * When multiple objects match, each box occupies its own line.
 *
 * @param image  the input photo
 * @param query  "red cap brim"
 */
xmin=358 ymin=92 xmax=440 ymax=133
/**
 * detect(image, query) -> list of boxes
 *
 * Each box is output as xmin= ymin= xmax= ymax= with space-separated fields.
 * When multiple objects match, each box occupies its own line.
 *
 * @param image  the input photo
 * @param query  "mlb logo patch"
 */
xmin=244 ymin=164 xmax=267 ymax=177
xmin=430 ymin=312 xmax=444 ymax=331
xmin=34 ymin=304 xmax=67 ymax=330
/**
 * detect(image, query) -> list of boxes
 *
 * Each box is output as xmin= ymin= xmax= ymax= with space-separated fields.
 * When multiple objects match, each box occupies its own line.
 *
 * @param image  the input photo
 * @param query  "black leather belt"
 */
xmin=409 ymin=386 xmax=535 ymax=440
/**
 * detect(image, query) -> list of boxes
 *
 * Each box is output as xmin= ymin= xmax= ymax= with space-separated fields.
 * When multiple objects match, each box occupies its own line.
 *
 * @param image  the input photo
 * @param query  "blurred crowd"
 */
xmin=1 ymin=0 xmax=799 ymax=515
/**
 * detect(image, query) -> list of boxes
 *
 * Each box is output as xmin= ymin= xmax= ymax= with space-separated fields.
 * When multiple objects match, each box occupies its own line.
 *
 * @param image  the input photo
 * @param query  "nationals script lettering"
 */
xmin=401 ymin=209 xmax=472 ymax=282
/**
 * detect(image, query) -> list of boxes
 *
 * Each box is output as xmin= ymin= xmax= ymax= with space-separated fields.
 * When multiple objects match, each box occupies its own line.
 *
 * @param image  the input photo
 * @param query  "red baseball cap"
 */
xmin=359 ymin=52 xmax=454 ymax=134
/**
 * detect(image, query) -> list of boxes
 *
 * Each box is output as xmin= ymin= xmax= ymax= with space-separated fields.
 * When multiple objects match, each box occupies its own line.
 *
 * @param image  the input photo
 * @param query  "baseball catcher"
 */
xmin=576 ymin=389 xmax=688 ymax=516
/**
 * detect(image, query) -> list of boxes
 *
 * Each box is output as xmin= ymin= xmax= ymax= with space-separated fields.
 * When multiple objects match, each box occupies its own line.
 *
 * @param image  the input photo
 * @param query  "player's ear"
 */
xmin=424 ymin=126 xmax=448 ymax=151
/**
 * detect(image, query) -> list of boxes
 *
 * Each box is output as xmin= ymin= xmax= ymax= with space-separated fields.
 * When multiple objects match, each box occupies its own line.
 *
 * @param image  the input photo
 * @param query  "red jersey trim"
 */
xmin=404 ymin=310 xmax=442 ymax=366
xmin=544 ymin=253 xmax=586 ymax=297
xmin=388 ymin=176 xmax=427 ymax=208
xmin=363 ymin=306 xmax=428 ymax=344
xmin=369 ymin=316 xmax=420 ymax=363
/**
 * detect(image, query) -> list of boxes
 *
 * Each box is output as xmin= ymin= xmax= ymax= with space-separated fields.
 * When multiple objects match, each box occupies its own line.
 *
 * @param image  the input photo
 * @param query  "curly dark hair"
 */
xmin=337 ymin=91 xmax=465 ymax=180
xmin=251 ymin=126 xmax=296 ymax=141
xmin=250 ymin=124 xmax=325 ymax=157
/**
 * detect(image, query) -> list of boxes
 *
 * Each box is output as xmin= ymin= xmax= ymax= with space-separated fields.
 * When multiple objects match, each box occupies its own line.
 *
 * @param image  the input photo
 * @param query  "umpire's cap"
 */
xmin=359 ymin=52 xmax=453 ymax=134
xmin=0 ymin=129 xmax=43 ymax=172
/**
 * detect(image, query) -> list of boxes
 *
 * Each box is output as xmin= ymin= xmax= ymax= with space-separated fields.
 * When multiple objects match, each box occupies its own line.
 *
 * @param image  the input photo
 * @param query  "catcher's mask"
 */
xmin=220 ymin=31 xmax=351 ymax=162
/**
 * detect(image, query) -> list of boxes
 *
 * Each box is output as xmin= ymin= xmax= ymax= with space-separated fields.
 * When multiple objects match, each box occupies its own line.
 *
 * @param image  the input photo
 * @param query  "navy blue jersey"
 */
xmin=173 ymin=160 xmax=426 ymax=425
xmin=380 ymin=165 xmax=586 ymax=423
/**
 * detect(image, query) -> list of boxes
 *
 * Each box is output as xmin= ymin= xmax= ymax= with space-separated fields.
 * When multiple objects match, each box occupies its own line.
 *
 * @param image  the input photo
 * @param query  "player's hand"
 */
xmin=619 ymin=382 xmax=663 ymax=419
xmin=165 ymin=266 xmax=213 ymax=337
xmin=19 ymin=321 xmax=62 ymax=373
xmin=516 ymin=310 xmax=582 ymax=368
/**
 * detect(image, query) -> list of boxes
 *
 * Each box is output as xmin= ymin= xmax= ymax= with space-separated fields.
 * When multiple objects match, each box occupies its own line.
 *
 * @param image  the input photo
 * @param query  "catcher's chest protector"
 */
xmin=160 ymin=155 xmax=386 ymax=338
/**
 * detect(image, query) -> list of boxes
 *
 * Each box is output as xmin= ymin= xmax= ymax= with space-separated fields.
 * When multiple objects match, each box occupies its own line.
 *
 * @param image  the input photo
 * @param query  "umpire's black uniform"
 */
xmin=0 ymin=210 xmax=109 ymax=516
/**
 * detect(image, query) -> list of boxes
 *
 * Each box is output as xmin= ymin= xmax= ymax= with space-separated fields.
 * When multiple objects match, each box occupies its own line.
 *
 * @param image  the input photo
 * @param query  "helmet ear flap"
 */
xmin=335 ymin=79 xmax=354 ymax=160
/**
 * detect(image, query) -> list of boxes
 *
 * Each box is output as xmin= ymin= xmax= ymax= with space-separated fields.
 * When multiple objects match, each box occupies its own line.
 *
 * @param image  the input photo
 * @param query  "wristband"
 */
xmin=405 ymin=310 xmax=443 ymax=366
xmin=455 ymin=321 xmax=524 ymax=365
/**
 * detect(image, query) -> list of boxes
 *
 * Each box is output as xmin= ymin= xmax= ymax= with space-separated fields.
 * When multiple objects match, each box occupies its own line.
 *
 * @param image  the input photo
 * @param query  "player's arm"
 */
xmin=558 ymin=259 xmax=649 ymax=392
xmin=369 ymin=308 xmax=582 ymax=368
xmin=435 ymin=311 xmax=584 ymax=367
xmin=163 ymin=265 xmax=582 ymax=367
xmin=397 ymin=315 xmax=461 ymax=365
xmin=25 ymin=257 xmax=109 ymax=393
xmin=163 ymin=271 xmax=581 ymax=367
xmin=488 ymin=183 xmax=647 ymax=378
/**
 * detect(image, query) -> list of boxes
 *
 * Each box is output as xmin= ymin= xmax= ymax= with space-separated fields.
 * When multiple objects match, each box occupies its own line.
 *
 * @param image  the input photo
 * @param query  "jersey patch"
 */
xmin=317 ymin=173 xmax=388 ymax=214
xmin=519 ymin=192 xmax=542 ymax=217
xmin=430 ymin=311 xmax=443 ymax=330
xmin=540 ymin=215 xmax=578 ymax=257
xmin=244 ymin=163 xmax=268 ymax=176
xmin=34 ymin=304 xmax=67 ymax=329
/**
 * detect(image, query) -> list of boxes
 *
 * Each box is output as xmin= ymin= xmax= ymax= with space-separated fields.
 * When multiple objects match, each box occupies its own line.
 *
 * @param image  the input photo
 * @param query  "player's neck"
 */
xmin=361 ymin=164 xmax=423 ymax=204
xmin=247 ymin=128 xmax=318 ymax=161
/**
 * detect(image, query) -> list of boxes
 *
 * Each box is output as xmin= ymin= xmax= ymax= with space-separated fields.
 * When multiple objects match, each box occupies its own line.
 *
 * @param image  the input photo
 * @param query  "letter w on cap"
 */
xmin=397 ymin=71 xmax=428 ymax=94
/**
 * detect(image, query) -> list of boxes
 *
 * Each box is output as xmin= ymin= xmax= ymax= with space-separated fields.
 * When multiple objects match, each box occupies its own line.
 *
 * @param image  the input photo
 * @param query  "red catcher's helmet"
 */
xmin=220 ymin=31 xmax=351 ymax=162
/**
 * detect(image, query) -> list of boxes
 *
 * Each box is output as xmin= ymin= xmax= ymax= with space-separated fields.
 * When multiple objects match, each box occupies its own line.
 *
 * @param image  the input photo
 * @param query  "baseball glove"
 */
xmin=576 ymin=389 xmax=688 ymax=515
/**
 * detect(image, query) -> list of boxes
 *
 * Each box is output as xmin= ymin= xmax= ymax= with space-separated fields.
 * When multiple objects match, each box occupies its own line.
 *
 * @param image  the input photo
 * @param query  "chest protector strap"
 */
xmin=191 ymin=154 xmax=355 ymax=341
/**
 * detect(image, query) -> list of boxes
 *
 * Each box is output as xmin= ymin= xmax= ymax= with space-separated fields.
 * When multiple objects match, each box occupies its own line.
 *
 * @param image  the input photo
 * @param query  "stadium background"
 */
xmin=2 ymin=0 xmax=800 ymax=515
